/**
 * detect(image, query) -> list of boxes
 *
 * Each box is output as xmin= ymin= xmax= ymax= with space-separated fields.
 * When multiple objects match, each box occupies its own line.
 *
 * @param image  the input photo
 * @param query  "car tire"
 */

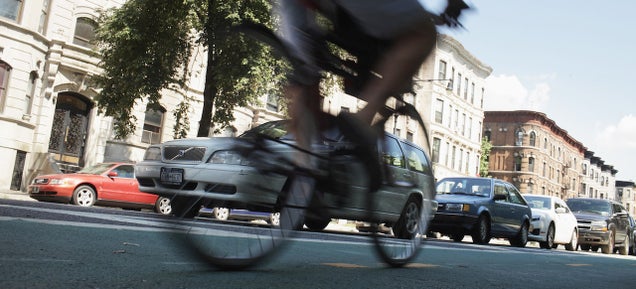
xmin=618 ymin=234 xmax=629 ymax=255
xmin=212 ymin=207 xmax=230 ymax=221
xmin=565 ymin=229 xmax=578 ymax=251
xmin=392 ymin=198 xmax=421 ymax=239
xmin=540 ymin=223 xmax=555 ymax=249
xmin=155 ymin=197 xmax=172 ymax=215
xmin=304 ymin=215 xmax=331 ymax=232
xmin=601 ymin=230 xmax=614 ymax=254
xmin=510 ymin=221 xmax=529 ymax=248
xmin=451 ymin=233 xmax=464 ymax=242
xmin=72 ymin=185 xmax=96 ymax=207
xmin=471 ymin=214 xmax=491 ymax=245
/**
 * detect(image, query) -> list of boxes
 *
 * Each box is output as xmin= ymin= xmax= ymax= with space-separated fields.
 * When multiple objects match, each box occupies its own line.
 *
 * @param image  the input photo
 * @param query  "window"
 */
xmin=73 ymin=17 xmax=97 ymax=48
xmin=403 ymin=143 xmax=430 ymax=173
xmin=432 ymin=138 xmax=441 ymax=163
xmin=266 ymin=94 xmax=279 ymax=112
xmin=529 ymin=131 xmax=536 ymax=146
xmin=142 ymin=104 xmax=165 ymax=144
xmin=467 ymin=117 xmax=473 ymax=140
xmin=24 ymin=71 xmax=37 ymax=114
xmin=0 ymin=60 xmax=11 ymax=111
xmin=470 ymin=82 xmax=475 ymax=104
xmin=461 ymin=113 xmax=466 ymax=136
xmin=381 ymin=136 xmax=405 ymax=168
xmin=38 ymin=0 xmax=50 ymax=34
xmin=0 ymin=0 xmax=23 ymax=21
xmin=450 ymin=67 xmax=455 ymax=92
xmin=484 ymin=130 xmax=491 ymax=142
xmin=458 ymin=148 xmax=464 ymax=172
xmin=515 ymin=129 xmax=524 ymax=146
xmin=112 ymin=165 xmax=135 ymax=178
xmin=434 ymin=99 xmax=444 ymax=124
xmin=463 ymin=77 xmax=468 ymax=99
xmin=457 ymin=73 xmax=462 ymax=95
xmin=438 ymin=60 xmax=447 ymax=80
xmin=451 ymin=146 xmax=456 ymax=169
xmin=527 ymin=157 xmax=535 ymax=172
xmin=514 ymin=156 xmax=522 ymax=171
xmin=447 ymin=104 xmax=453 ymax=128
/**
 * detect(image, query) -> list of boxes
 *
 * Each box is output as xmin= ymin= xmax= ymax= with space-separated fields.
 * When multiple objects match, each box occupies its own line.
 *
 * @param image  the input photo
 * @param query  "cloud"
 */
xmin=595 ymin=114 xmax=636 ymax=149
xmin=483 ymin=74 xmax=551 ymax=111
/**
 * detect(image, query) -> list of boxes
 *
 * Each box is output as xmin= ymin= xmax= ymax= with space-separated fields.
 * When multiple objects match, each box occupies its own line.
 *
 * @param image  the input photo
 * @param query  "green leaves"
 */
xmin=94 ymin=0 xmax=286 ymax=139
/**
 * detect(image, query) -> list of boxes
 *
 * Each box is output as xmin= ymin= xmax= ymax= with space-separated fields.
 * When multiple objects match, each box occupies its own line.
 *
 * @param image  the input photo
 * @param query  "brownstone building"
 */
xmin=483 ymin=110 xmax=588 ymax=199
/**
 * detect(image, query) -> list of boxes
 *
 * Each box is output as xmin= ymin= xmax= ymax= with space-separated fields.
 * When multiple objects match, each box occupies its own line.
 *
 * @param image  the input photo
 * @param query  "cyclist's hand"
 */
xmin=441 ymin=0 xmax=470 ymax=28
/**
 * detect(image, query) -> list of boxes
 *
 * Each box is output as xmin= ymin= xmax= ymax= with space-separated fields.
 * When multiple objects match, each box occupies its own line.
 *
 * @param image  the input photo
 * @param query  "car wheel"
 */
xmin=618 ymin=234 xmax=629 ymax=255
xmin=510 ymin=221 xmax=529 ymax=248
xmin=155 ymin=197 xmax=172 ymax=215
xmin=72 ymin=185 xmax=96 ymax=207
xmin=580 ymin=244 xmax=590 ymax=251
xmin=304 ymin=215 xmax=331 ymax=232
xmin=451 ymin=233 xmax=464 ymax=242
xmin=540 ymin=224 xmax=555 ymax=249
xmin=565 ymin=229 xmax=578 ymax=251
xmin=392 ymin=198 xmax=421 ymax=239
xmin=212 ymin=207 xmax=230 ymax=221
xmin=471 ymin=214 xmax=491 ymax=245
xmin=601 ymin=230 xmax=614 ymax=254
xmin=269 ymin=212 xmax=280 ymax=227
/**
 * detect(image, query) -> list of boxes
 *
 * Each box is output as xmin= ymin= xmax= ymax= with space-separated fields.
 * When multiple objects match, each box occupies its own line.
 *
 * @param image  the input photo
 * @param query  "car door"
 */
xmin=105 ymin=164 xmax=149 ymax=203
xmin=490 ymin=181 xmax=512 ymax=235
xmin=504 ymin=183 xmax=528 ymax=235
xmin=613 ymin=203 xmax=629 ymax=244
xmin=553 ymin=199 xmax=577 ymax=242
xmin=373 ymin=135 xmax=409 ymax=215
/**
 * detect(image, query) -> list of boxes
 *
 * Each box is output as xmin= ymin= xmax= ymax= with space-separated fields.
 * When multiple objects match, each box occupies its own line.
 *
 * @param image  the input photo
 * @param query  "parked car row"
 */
xmin=428 ymin=176 xmax=635 ymax=255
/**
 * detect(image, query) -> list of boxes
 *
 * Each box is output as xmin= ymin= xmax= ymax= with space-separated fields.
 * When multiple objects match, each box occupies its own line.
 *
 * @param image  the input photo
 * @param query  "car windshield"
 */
xmin=524 ymin=196 xmax=551 ymax=210
xmin=239 ymin=120 xmax=291 ymax=140
xmin=436 ymin=178 xmax=491 ymax=197
xmin=77 ymin=163 xmax=115 ymax=175
xmin=566 ymin=199 xmax=611 ymax=216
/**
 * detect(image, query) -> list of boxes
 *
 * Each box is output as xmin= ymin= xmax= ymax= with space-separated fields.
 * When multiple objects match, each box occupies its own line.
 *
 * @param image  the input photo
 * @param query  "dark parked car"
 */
xmin=629 ymin=215 xmax=636 ymax=255
xmin=565 ymin=198 xmax=630 ymax=255
xmin=430 ymin=177 xmax=532 ymax=247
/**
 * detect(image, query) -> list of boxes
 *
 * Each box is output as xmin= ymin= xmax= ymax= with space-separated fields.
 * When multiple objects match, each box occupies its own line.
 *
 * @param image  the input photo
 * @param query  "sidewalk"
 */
xmin=0 ymin=190 xmax=34 ymax=202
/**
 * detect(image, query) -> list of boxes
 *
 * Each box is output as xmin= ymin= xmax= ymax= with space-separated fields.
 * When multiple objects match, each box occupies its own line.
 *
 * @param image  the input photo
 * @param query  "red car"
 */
xmin=28 ymin=162 xmax=171 ymax=215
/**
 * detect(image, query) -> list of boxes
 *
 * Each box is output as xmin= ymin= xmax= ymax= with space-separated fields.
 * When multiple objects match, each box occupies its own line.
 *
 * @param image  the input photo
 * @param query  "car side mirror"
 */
xmin=555 ymin=207 xmax=566 ymax=214
xmin=107 ymin=171 xmax=118 ymax=178
xmin=493 ymin=194 xmax=506 ymax=201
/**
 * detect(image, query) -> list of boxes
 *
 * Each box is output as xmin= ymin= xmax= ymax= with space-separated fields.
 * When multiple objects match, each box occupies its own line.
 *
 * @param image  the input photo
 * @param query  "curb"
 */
xmin=0 ymin=190 xmax=34 ymax=202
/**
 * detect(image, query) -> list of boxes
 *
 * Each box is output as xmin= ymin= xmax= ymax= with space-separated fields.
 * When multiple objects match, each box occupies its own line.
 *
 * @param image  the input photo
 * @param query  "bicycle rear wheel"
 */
xmin=168 ymin=174 xmax=312 ymax=270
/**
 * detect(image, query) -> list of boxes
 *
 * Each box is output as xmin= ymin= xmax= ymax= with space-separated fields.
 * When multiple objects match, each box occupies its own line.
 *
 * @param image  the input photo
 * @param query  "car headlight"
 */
xmin=209 ymin=150 xmax=251 ymax=165
xmin=589 ymin=220 xmax=608 ymax=231
xmin=143 ymin=147 xmax=162 ymax=161
xmin=445 ymin=203 xmax=470 ymax=212
xmin=49 ymin=179 xmax=68 ymax=185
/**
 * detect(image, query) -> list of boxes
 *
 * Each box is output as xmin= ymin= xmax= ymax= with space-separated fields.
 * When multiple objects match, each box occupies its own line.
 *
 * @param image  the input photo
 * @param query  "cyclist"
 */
xmin=276 ymin=0 xmax=469 ymax=148
xmin=273 ymin=0 xmax=469 ymax=227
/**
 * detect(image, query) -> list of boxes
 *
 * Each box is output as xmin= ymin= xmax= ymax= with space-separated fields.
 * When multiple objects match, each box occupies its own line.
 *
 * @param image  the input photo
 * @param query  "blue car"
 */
xmin=429 ymin=177 xmax=532 ymax=247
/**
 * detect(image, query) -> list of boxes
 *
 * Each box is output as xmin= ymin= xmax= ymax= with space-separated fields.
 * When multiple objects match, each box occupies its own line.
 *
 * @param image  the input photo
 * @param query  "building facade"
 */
xmin=616 ymin=181 xmax=635 ymax=216
xmin=0 ymin=0 xmax=283 ymax=191
xmin=483 ymin=110 xmax=619 ymax=201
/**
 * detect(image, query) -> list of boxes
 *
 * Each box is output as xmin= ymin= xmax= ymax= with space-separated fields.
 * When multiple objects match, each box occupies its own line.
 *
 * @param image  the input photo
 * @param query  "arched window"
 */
xmin=529 ymin=131 xmax=536 ymax=146
xmin=25 ymin=70 xmax=38 ymax=114
xmin=0 ymin=60 xmax=12 ymax=111
xmin=515 ymin=129 xmax=524 ymax=146
xmin=142 ymin=104 xmax=165 ymax=144
xmin=73 ymin=17 xmax=97 ymax=48
xmin=484 ymin=130 xmax=491 ymax=142
xmin=528 ymin=157 xmax=535 ymax=172
xmin=514 ymin=156 xmax=522 ymax=171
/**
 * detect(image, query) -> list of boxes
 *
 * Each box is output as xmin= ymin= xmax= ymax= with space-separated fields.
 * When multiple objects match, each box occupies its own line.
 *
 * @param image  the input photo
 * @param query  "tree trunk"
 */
xmin=197 ymin=48 xmax=216 ymax=137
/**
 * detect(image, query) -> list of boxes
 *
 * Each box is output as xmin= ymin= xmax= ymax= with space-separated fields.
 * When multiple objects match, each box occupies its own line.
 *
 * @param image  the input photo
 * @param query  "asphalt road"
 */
xmin=1 ymin=199 xmax=635 ymax=289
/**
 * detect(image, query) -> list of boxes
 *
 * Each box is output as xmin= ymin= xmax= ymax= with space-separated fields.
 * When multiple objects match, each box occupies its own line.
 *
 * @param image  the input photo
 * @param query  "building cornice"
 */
xmin=438 ymin=34 xmax=493 ymax=77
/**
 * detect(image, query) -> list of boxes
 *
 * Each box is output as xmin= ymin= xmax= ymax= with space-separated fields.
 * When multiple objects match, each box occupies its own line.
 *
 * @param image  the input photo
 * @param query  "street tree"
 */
xmin=479 ymin=137 xmax=492 ymax=177
xmin=94 ymin=0 xmax=286 ymax=139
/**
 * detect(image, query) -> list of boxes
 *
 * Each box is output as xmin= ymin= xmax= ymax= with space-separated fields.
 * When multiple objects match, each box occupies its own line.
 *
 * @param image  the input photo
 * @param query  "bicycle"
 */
xmin=156 ymin=0 xmax=468 ymax=270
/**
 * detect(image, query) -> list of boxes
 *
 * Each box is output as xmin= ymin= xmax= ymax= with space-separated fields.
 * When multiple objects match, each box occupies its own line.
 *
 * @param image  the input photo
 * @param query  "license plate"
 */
xmin=31 ymin=187 xmax=40 ymax=194
xmin=160 ymin=168 xmax=184 ymax=185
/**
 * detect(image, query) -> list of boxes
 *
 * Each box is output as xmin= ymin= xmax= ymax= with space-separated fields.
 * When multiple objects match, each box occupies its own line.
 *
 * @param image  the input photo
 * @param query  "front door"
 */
xmin=48 ymin=93 xmax=92 ymax=171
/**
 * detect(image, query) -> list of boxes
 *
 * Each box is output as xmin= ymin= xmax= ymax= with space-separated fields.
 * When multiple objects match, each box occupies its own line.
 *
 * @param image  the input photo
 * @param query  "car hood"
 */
xmin=571 ymin=212 xmax=608 ymax=222
xmin=435 ymin=194 xmax=488 ymax=204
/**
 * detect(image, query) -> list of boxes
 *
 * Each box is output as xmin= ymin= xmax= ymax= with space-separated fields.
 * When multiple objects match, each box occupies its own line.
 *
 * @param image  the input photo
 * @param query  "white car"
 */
xmin=524 ymin=194 xmax=578 ymax=250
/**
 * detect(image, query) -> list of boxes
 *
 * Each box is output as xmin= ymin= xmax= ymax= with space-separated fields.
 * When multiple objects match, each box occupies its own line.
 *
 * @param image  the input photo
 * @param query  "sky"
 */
xmin=439 ymin=0 xmax=636 ymax=181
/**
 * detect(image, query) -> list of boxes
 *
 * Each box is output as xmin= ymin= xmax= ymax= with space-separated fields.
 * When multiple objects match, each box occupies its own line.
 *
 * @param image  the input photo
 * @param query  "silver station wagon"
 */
xmin=135 ymin=120 xmax=436 ymax=236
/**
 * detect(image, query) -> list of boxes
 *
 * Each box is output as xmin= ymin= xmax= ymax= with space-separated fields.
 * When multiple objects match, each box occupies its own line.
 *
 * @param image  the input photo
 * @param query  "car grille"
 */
xmin=204 ymin=183 xmax=237 ymax=194
xmin=33 ymin=178 xmax=49 ymax=185
xmin=577 ymin=220 xmax=592 ymax=230
xmin=163 ymin=146 xmax=206 ymax=161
